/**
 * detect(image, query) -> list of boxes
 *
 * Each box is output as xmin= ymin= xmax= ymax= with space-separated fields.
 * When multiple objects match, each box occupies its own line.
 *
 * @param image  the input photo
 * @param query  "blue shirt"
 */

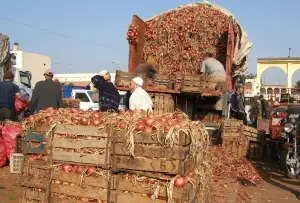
xmin=0 ymin=81 xmax=20 ymax=110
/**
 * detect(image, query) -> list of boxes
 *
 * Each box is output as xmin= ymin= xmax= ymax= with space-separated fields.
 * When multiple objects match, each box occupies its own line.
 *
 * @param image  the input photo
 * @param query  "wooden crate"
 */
xmin=49 ymin=124 xmax=111 ymax=168
xmin=21 ymin=156 xmax=50 ymax=202
xmin=115 ymin=70 xmax=135 ymax=88
xmin=242 ymin=125 xmax=259 ymax=139
xmin=221 ymin=119 xmax=242 ymax=138
xmin=23 ymin=132 xmax=46 ymax=154
xmin=10 ymin=153 xmax=24 ymax=173
xmin=111 ymin=131 xmax=203 ymax=175
xmin=153 ymin=74 xmax=171 ymax=90
xmin=49 ymin=169 xmax=111 ymax=202
xmin=181 ymin=81 xmax=216 ymax=93
xmin=222 ymin=136 xmax=249 ymax=157
xmin=149 ymin=93 xmax=175 ymax=115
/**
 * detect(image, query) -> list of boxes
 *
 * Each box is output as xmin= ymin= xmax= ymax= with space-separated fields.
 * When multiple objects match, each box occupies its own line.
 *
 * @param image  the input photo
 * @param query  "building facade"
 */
xmin=11 ymin=43 xmax=51 ymax=87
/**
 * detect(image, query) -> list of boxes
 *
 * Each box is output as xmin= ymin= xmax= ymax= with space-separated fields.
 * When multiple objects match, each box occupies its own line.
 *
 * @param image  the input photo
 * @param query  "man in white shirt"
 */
xmin=129 ymin=77 xmax=153 ymax=112
xmin=200 ymin=52 xmax=226 ymax=82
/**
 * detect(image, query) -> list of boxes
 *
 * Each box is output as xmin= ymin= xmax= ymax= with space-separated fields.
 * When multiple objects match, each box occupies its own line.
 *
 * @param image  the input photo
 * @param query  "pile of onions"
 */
xmin=61 ymin=164 xmax=97 ymax=176
xmin=1 ymin=123 xmax=22 ymax=160
xmin=127 ymin=24 xmax=138 ymax=44
xmin=0 ymin=135 xmax=7 ymax=168
xmin=128 ymin=3 xmax=240 ymax=76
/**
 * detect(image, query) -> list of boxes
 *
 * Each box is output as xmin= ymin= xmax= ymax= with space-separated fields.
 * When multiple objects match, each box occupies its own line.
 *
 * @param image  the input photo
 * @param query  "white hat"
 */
xmin=99 ymin=70 xmax=108 ymax=76
xmin=132 ymin=77 xmax=144 ymax=86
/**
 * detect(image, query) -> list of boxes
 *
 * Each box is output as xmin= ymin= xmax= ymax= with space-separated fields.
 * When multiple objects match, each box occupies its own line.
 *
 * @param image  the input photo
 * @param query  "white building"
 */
xmin=10 ymin=43 xmax=51 ymax=87
xmin=244 ymin=78 xmax=261 ymax=98
xmin=54 ymin=73 xmax=116 ymax=89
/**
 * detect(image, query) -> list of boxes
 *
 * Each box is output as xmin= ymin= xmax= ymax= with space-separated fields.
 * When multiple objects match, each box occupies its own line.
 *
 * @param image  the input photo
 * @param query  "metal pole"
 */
xmin=288 ymin=48 xmax=291 ymax=58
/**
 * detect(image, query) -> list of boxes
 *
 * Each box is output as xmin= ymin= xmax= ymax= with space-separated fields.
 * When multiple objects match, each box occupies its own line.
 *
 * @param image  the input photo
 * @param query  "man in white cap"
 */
xmin=29 ymin=69 xmax=62 ymax=114
xmin=129 ymin=77 xmax=153 ymax=112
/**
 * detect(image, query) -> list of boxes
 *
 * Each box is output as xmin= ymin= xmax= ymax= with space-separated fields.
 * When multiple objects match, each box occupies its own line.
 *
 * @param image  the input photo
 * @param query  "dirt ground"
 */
xmin=0 ymin=161 xmax=299 ymax=203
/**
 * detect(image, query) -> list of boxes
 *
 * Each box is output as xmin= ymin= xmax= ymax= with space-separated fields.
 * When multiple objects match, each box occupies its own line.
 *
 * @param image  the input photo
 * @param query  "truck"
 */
xmin=116 ymin=2 xmax=252 ymax=127
xmin=0 ymin=34 xmax=32 ymax=99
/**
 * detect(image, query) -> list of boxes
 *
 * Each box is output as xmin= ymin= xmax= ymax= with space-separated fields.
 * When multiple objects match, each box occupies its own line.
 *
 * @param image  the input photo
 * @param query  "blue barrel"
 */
xmin=63 ymin=86 xmax=73 ymax=98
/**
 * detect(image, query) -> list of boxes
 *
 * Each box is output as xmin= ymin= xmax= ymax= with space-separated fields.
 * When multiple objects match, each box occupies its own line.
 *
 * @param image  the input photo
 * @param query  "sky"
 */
xmin=1 ymin=0 xmax=300 ymax=85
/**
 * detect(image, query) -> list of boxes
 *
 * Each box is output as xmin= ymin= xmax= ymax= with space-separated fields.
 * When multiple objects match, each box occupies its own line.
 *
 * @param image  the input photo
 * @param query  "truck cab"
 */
xmin=71 ymin=89 xmax=127 ymax=111
xmin=13 ymin=68 xmax=32 ymax=99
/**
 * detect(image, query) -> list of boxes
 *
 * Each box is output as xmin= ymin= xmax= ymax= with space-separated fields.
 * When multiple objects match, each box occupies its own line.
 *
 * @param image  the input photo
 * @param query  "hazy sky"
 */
xmin=1 ymin=0 xmax=300 ymax=84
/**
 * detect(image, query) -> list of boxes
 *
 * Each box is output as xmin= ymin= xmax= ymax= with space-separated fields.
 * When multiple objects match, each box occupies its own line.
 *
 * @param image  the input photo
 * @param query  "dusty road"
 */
xmin=0 ymin=161 xmax=299 ymax=203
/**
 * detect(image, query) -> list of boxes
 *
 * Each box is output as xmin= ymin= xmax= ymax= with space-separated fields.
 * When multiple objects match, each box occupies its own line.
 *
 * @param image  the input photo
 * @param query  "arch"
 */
xmin=245 ymin=82 xmax=252 ymax=89
xmin=260 ymin=88 xmax=266 ymax=94
xmin=267 ymin=88 xmax=273 ymax=94
xmin=291 ymin=68 xmax=300 ymax=85
xmin=260 ymin=67 xmax=287 ymax=85
xmin=281 ymin=88 xmax=287 ymax=94
xmin=257 ymin=58 xmax=300 ymax=88
xmin=274 ymin=88 xmax=280 ymax=94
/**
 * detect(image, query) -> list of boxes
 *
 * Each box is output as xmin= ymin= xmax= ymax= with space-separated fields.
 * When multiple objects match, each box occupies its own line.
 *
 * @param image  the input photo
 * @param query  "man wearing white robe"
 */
xmin=129 ymin=77 xmax=153 ymax=112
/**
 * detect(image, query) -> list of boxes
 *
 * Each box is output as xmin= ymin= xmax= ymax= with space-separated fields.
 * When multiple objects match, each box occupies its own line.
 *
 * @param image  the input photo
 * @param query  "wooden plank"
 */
xmin=22 ymin=167 xmax=49 ymax=177
xmin=113 ymin=193 xmax=166 ymax=203
xmin=113 ymin=132 xmax=190 ymax=145
xmin=52 ymin=196 xmax=86 ymax=203
xmin=52 ymin=170 xmax=109 ymax=188
xmin=52 ymin=138 xmax=109 ymax=149
xmin=113 ymin=143 xmax=188 ymax=159
xmin=23 ymin=188 xmax=47 ymax=201
xmin=113 ymin=175 xmax=194 ymax=200
xmin=51 ymin=183 xmax=108 ymax=200
xmin=113 ymin=155 xmax=196 ymax=175
xmin=21 ymin=176 xmax=48 ymax=189
xmin=52 ymin=150 xmax=108 ymax=165
xmin=55 ymin=124 xmax=108 ymax=137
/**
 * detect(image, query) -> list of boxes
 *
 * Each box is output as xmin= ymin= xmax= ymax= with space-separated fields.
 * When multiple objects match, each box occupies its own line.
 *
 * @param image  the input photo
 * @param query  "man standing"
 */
xmin=91 ymin=70 xmax=120 ymax=112
xmin=129 ymin=77 xmax=153 ymax=112
xmin=259 ymin=95 xmax=269 ymax=119
xmin=0 ymin=71 xmax=29 ymax=121
xmin=230 ymin=84 xmax=247 ymax=124
xmin=29 ymin=69 xmax=62 ymax=114
xmin=200 ymin=52 xmax=226 ymax=82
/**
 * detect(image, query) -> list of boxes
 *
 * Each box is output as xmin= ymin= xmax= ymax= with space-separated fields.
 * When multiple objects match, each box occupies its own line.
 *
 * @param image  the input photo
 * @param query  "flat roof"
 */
xmin=257 ymin=57 xmax=300 ymax=61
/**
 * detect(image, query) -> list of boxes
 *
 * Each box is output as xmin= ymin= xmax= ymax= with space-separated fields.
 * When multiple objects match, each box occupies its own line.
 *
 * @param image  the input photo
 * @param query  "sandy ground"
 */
xmin=0 ymin=161 xmax=299 ymax=203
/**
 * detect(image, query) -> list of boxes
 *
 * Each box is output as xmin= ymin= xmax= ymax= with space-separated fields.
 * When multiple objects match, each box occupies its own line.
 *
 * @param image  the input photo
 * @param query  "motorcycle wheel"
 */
xmin=280 ymin=147 xmax=300 ymax=179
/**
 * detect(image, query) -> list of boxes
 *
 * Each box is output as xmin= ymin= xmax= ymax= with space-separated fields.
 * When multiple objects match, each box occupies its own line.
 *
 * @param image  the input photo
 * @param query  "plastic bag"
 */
xmin=15 ymin=97 xmax=28 ymax=113
xmin=0 ymin=125 xmax=7 ymax=167
xmin=2 ymin=124 xmax=22 ymax=160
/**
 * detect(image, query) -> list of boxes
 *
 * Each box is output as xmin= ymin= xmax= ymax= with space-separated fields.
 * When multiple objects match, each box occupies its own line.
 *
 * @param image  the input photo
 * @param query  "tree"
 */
xmin=295 ymin=80 xmax=300 ymax=88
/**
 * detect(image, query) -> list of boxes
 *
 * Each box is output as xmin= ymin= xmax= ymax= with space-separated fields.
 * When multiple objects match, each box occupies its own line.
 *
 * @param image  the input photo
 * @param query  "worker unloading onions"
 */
xmin=129 ymin=77 xmax=153 ymax=112
xmin=200 ymin=52 xmax=226 ymax=82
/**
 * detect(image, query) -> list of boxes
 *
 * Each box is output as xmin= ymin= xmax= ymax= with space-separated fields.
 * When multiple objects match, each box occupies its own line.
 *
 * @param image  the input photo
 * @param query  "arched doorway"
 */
xmin=260 ymin=67 xmax=287 ymax=85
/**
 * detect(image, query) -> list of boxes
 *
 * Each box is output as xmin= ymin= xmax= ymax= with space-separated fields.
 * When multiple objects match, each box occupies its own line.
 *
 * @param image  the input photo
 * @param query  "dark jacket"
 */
xmin=29 ymin=79 xmax=62 ymax=114
xmin=230 ymin=92 xmax=245 ymax=113
xmin=0 ymin=80 xmax=20 ymax=110
xmin=91 ymin=75 xmax=120 ymax=111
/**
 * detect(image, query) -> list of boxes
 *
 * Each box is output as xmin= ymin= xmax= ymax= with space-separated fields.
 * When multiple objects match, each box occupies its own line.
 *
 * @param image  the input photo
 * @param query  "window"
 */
xmin=20 ymin=71 xmax=31 ymax=88
xmin=87 ymin=91 xmax=99 ymax=103
xmin=75 ymin=93 xmax=90 ymax=102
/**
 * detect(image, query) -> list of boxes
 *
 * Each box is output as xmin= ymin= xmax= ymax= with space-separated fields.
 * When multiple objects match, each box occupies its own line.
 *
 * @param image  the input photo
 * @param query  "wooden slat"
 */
xmin=55 ymin=124 xmax=108 ymax=137
xmin=113 ymin=132 xmax=190 ymax=145
xmin=21 ymin=176 xmax=48 ymax=189
xmin=51 ymin=183 xmax=108 ymax=200
xmin=52 ymin=150 xmax=108 ymax=165
xmin=23 ymin=188 xmax=47 ymax=201
xmin=113 ymin=175 xmax=194 ymax=200
xmin=114 ymin=143 xmax=188 ymax=159
xmin=52 ymin=171 xmax=109 ymax=188
xmin=52 ymin=196 xmax=86 ymax=203
xmin=113 ymin=155 xmax=195 ymax=175
xmin=52 ymin=138 xmax=109 ymax=149
xmin=113 ymin=193 xmax=166 ymax=203
xmin=22 ymin=167 xmax=49 ymax=177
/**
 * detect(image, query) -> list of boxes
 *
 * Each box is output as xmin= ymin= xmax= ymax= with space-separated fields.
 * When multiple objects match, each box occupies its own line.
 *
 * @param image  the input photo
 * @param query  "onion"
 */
xmin=173 ymin=123 xmax=182 ymax=129
xmin=74 ymin=165 xmax=85 ymax=174
xmin=188 ymin=171 xmax=195 ymax=178
xmin=144 ymin=118 xmax=155 ymax=127
xmin=152 ymin=119 xmax=162 ymax=128
xmin=79 ymin=117 xmax=89 ymax=126
xmin=28 ymin=115 xmax=36 ymax=122
xmin=61 ymin=164 xmax=73 ymax=173
xmin=135 ymin=122 xmax=145 ymax=131
xmin=93 ymin=112 xmax=101 ymax=118
xmin=91 ymin=119 xmax=103 ymax=126
xmin=118 ymin=122 xmax=126 ymax=129
xmin=86 ymin=166 xmax=96 ymax=176
xmin=174 ymin=176 xmax=186 ymax=188
xmin=164 ymin=125 xmax=170 ymax=133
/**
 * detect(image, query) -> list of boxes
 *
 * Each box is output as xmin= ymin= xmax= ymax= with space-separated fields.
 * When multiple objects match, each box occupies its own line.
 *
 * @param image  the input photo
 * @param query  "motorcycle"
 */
xmin=280 ymin=107 xmax=300 ymax=179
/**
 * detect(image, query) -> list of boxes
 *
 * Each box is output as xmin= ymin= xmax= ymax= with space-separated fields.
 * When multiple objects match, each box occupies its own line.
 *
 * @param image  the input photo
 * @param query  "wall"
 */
xmin=22 ymin=52 xmax=51 ymax=87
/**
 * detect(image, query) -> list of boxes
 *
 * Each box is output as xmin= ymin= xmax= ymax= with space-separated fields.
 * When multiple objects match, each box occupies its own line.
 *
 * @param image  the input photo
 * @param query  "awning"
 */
xmin=62 ymin=81 xmax=91 ymax=87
